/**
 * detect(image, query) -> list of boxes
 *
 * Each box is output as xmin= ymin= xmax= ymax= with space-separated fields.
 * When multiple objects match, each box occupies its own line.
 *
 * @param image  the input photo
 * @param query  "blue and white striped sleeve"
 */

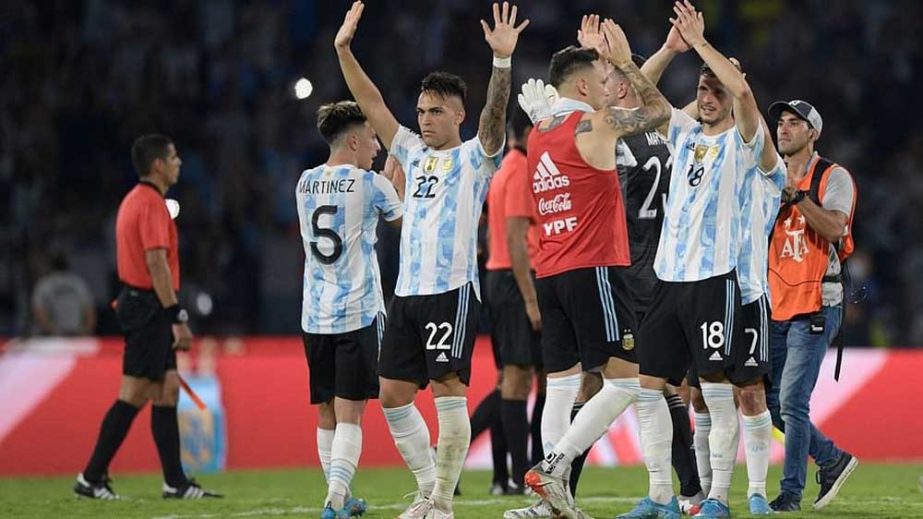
xmin=390 ymin=126 xmax=425 ymax=171
xmin=371 ymin=173 xmax=403 ymax=222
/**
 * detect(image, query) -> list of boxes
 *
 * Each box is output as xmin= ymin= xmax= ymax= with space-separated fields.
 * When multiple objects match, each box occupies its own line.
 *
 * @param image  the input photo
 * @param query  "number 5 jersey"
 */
xmin=296 ymin=163 xmax=402 ymax=334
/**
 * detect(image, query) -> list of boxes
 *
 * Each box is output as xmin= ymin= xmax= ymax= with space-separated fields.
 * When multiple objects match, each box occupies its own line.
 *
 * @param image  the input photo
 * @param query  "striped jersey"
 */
xmin=654 ymin=108 xmax=765 ymax=282
xmin=737 ymin=154 xmax=786 ymax=305
xmin=390 ymin=126 xmax=502 ymax=299
xmin=296 ymin=164 xmax=402 ymax=334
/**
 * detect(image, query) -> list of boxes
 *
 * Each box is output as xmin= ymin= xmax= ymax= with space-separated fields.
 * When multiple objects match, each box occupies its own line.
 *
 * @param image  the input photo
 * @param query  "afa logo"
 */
xmin=780 ymin=215 xmax=810 ymax=262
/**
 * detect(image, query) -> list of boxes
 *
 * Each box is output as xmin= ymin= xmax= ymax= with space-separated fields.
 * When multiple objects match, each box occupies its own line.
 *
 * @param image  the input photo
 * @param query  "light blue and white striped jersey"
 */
xmin=654 ymin=108 xmax=765 ymax=282
xmin=390 ymin=126 xmax=502 ymax=299
xmin=738 ymin=154 xmax=786 ymax=305
xmin=296 ymin=164 xmax=402 ymax=334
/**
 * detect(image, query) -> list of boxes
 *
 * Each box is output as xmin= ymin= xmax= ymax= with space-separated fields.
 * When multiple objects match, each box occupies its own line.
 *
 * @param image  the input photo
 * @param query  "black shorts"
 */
xmin=726 ymin=294 xmax=772 ymax=386
xmin=378 ymin=283 xmax=480 ymax=386
xmin=116 ymin=287 xmax=176 ymax=382
xmin=536 ymin=266 xmax=638 ymax=374
xmin=639 ymin=271 xmax=743 ymax=385
xmin=303 ymin=316 xmax=383 ymax=404
xmin=485 ymin=269 xmax=542 ymax=368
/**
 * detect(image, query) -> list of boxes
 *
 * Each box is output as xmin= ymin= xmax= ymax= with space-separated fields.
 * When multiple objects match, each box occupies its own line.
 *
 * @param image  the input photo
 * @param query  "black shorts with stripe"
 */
xmin=725 ymin=294 xmax=772 ymax=386
xmin=536 ymin=266 xmax=638 ymax=373
xmin=639 ymin=270 xmax=743 ymax=385
xmin=378 ymin=283 xmax=480 ymax=386
xmin=303 ymin=315 xmax=384 ymax=404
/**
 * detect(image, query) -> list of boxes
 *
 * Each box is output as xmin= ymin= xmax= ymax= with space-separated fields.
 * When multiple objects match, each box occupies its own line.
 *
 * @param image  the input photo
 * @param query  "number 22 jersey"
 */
xmin=296 ymin=164 xmax=402 ymax=335
xmin=390 ymin=126 xmax=502 ymax=300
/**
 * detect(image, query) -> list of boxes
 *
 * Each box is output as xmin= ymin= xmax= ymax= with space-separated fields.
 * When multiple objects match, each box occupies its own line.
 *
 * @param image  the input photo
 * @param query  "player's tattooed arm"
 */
xmin=596 ymin=20 xmax=670 ymax=137
xmin=479 ymin=66 xmax=512 ymax=155
xmin=335 ymin=1 xmax=400 ymax=150
xmin=478 ymin=2 xmax=529 ymax=156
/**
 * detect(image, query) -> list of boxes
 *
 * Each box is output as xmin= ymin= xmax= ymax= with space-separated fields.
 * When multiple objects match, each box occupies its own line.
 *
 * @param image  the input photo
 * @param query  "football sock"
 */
xmin=742 ymin=410 xmax=772 ymax=498
xmin=383 ymin=403 xmax=436 ymax=496
xmin=500 ymin=398 xmax=528 ymax=485
xmin=327 ymin=422 xmax=362 ymax=509
xmin=432 ymin=397 xmax=470 ymax=513
xmin=666 ymin=393 xmax=702 ymax=497
xmin=694 ymin=412 xmax=712 ymax=496
xmin=151 ymin=405 xmax=187 ymax=487
xmin=83 ymin=400 xmax=140 ymax=483
xmin=701 ymin=382 xmax=739 ymax=505
xmin=637 ymin=388 xmax=674 ymax=505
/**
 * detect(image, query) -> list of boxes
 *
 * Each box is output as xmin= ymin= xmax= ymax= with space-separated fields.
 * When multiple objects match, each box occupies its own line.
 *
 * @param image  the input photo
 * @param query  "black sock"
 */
xmin=500 ymin=398 xmax=529 ymax=485
xmin=83 ymin=400 xmax=140 ymax=482
xmin=530 ymin=394 xmax=545 ymax=465
xmin=489 ymin=414 xmax=509 ymax=486
xmin=470 ymin=389 xmax=500 ymax=442
xmin=667 ymin=394 xmax=702 ymax=497
xmin=151 ymin=405 xmax=188 ymax=487
xmin=568 ymin=402 xmax=590 ymax=498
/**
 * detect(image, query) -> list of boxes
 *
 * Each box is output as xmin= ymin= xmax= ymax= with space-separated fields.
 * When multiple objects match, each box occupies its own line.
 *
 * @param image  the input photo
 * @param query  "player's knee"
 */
xmin=734 ymin=381 xmax=767 ymax=414
xmin=501 ymin=365 xmax=532 ymax=400
xmin=379 ymin=377 xmax=417 ymax=408
xmin=118 ymin=376 xmax=153 ymax=406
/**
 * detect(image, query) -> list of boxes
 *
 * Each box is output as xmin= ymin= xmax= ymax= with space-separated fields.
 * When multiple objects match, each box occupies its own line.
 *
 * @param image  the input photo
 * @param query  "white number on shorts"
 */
xmin=424 ymin=322 xmax=453 ymax=350
xmin=745 ymin=328 xmax=759 ymax=356
xmin=700 ymin=321 xmax=725 ymax=349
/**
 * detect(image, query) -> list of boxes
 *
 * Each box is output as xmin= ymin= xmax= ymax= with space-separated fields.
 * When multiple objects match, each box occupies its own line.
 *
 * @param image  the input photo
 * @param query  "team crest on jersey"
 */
xmin=622 ymin=332 xmax=635 ymax=351
xmin=694 ymin=144 xmax=718 ymax=163
xmin=442 ymin=157 xmax=454 ymax=172
xmin=424 ymin=156 xmax=438 ymax=174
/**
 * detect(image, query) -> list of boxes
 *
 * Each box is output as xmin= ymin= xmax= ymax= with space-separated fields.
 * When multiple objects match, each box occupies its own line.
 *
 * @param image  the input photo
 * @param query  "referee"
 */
xmin=74 ymin=135 xmax=220 ymax=500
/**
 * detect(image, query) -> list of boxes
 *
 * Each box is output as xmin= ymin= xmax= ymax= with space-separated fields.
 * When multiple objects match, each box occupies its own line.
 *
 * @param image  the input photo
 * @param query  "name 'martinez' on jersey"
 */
xmin=655 ymin=108 xmax=765 ymax=282
xmin=296 ymin=163 xmax=402 ymax=335
xmin=390 ymin=126 xmax=501 ymax=300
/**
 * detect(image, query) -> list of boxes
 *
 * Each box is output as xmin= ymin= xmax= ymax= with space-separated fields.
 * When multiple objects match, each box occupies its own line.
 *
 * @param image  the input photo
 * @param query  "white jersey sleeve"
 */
xmin=372 ymin=173 xmax=403 ymax=221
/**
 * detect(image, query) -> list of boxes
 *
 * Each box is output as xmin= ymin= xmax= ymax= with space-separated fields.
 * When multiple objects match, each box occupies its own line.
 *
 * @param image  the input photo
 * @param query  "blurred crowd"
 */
xmin=2 ymin=0 xmax=921 ymax=345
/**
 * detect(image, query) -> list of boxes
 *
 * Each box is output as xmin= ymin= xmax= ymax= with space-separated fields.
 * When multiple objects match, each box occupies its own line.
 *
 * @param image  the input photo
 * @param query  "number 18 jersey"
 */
xmin=296 ymin=164 xmax=402 ymax=335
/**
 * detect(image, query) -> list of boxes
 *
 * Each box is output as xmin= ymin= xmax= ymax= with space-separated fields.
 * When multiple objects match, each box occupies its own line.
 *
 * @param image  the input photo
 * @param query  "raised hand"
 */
xmin=664 ymin=24 xmax=691 ymax=53
xmin=481 ymin=1 xmax=530 ymax=58
xmin=334 ymin=1 xmax=365 ymax=51
xmin=577 ymin=14 xmax=606 ymax=54
xmin=670 ymin=0 xmax=705 ymax=48
xmin=518 ymin=78 xmax=558 ymax=123
xmin=600 ymin=19 xmax=633 ymax=67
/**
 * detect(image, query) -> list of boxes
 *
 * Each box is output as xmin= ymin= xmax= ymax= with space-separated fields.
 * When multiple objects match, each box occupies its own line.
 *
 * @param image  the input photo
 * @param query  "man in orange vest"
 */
xmin=765 ymin=100 xmax=858 ymax=512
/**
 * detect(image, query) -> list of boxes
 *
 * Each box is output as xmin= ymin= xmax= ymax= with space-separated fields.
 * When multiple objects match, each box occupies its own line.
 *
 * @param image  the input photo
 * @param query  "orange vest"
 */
xmin=768 ymin=156 xmax=856 ymax=321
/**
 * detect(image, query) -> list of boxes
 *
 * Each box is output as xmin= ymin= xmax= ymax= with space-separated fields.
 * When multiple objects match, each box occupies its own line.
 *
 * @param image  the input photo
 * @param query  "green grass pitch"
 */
xmin=2 ymin=464 xmax=922 ymax=518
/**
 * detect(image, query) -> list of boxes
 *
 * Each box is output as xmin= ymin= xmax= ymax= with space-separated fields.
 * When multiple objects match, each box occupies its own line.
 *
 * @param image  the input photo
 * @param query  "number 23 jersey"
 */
xmin=296 ymin=164 xmax=402 ymax=334
xmin=390 ymin=126 xmax=502 ymax=300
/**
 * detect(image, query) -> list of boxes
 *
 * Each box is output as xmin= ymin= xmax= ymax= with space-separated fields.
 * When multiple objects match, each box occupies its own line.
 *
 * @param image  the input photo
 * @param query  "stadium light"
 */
xmin=294 ymin=78 xmax=314 ymax=100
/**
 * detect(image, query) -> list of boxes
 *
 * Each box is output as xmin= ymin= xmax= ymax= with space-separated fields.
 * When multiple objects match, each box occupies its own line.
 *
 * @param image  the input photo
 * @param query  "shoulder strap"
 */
xmin=808 ymin=157 xmax=836 ymax=205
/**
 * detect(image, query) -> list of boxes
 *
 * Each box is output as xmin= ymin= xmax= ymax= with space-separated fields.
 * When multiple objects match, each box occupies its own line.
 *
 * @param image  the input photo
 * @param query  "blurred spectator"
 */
xmin=31 ymin=253 xmax=96 ymax=336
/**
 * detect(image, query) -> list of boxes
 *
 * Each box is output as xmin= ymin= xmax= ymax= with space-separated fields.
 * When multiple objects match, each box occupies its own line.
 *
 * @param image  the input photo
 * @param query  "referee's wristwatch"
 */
xmin=165 ymin=304 xmax=189 ymax=324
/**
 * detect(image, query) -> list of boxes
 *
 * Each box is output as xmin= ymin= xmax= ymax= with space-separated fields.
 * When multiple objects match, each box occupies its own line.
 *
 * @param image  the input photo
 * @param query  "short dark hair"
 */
xmin=700 ymin=59 xmax=741 ymax=79
xmin=421 ymin=71 xmax=467 ymax=104
xmin=549 ymin=46 xmax=600 ymax=88
xmin=316 ymin=101 xmax=367 ymax=145
xmin=131 ymin=134 xmax=173 ymax=177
